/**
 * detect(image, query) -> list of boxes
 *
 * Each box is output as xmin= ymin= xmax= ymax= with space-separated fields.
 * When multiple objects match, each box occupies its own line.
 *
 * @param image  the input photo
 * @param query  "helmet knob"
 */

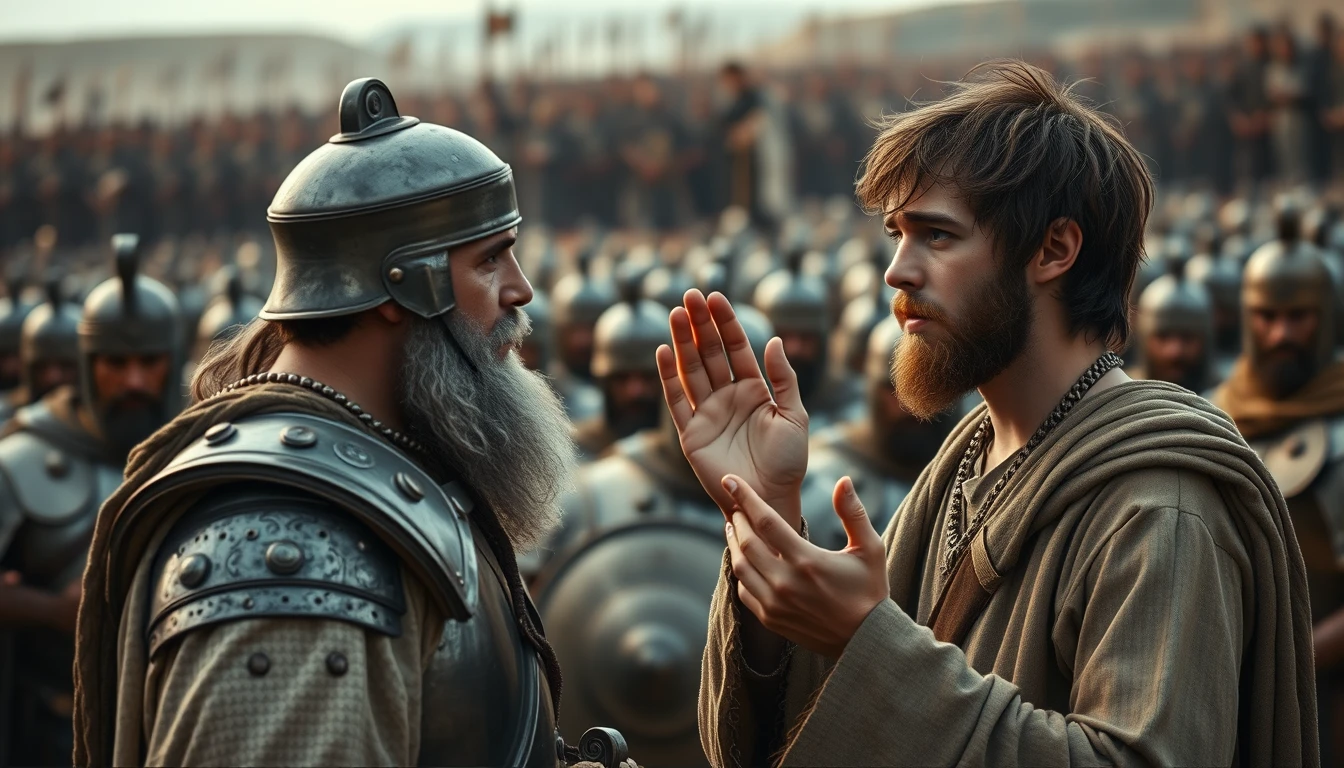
xmin=333 ymin=78 xmax=418 ymax=143
xmin=111 ymin=233 xmax=141 ymax=314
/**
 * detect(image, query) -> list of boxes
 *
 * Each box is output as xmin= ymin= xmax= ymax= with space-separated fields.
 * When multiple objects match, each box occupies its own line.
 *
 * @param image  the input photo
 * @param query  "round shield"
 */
xmin=535 ymin=520 xmax=724 ymax=768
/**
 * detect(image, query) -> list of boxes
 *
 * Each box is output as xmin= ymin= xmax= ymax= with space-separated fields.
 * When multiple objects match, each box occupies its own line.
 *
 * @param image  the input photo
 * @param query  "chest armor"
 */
xmin=803 ymin=443 xmax=913 ymax=549
xmin=0 ymin=403 xmax=122 ymax=588
xmin=1249 ymin=417 xmax=1344 ymax=568
xmin=123 ymin=412 xmax=558 ymax=767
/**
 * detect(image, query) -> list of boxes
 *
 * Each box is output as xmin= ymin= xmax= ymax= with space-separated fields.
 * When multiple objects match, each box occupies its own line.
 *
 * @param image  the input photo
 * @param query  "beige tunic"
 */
xmin=698 ymin=381 xmax=1317 ymax=767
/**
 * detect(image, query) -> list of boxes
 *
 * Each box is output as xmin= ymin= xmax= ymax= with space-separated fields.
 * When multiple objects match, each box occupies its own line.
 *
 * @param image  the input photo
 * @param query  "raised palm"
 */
xmin=656 ymin=291 xmax=810 ymax=526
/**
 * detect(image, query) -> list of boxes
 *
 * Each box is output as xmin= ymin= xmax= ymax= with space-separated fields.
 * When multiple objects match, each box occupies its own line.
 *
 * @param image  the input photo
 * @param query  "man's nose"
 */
xmin=501 ymin=259 xmax=534 ymax=309
xmin=884 ymin=241 xmax=923 ymax=294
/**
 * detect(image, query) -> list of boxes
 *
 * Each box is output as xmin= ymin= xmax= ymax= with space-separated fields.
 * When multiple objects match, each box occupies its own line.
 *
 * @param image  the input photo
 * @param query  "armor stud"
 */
xmin=335 ymin=442 xmax=376 ymax=469
xmin=388 ymin=267 xmax=405 ymax=284
xmin=44 ymin=450 xmax=70 ymax=478
xmin=247 ymin=652 xmax=270 ymax=676
xmin=264 ymin=541 xmax=305 ymax=575
xmin=204 ymin=422 xmax=237 ymax=446
xmin=280 ymin=425 xmax=318 ymax=448
xmin=177 ymin=554 xmax=211 ymax=588
xmin=325 ymin=652 xmax=349 ymax=676
xmin=394 ymin=471 xmax=425 ymax=502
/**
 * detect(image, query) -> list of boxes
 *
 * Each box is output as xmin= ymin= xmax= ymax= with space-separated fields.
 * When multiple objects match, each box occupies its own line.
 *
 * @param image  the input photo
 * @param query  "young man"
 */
xmin=72 ymin=79 xmax=630 ymax=767
xmin=658 ymin=62 xmax=1317 ymax=766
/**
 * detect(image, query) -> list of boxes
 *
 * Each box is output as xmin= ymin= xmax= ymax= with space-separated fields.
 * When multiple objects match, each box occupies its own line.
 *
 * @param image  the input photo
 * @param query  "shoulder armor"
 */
xmin=147 ymin=483 xmax=405 ymax=656
xmin=112 ymin=412 xmax=477 ymax=624
xmin=0 ymin=428 xmax=97 ymax=524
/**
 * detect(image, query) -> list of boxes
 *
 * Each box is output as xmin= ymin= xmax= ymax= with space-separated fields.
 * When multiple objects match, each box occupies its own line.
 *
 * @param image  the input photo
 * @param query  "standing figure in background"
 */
xmin=620 ymin=75 xmax=689 ymax=232
xmin=1211 ymin=231 xmax=1344 ymax=766
xmin=0 ymin=235 xmax=181 ymax=767
xmin=1266 ymin=25 xmax=1313 ymax=184
xmin=571 ymin=286 xmax=671 ymax=460
xmin=551 ymin=252 xmax=615 ymax=423
xmin=1229 ymin=27 xmax=1275 ymax=188
xmin=1128 ymin=260 xmax=1217 ymax=393
xmin=719 ymin=62 xmax=772 ymax=235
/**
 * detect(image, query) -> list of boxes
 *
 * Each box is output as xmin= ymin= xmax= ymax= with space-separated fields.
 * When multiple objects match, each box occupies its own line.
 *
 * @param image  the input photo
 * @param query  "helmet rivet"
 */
xmin=366 ymin=90 xmax=383 ymax=118
xmin=388 ymin=267 xmax=404 ymax=284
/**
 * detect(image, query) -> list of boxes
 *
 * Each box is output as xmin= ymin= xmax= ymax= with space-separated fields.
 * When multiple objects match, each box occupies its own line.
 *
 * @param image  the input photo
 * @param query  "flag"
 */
xmin=485 ymin=9 xmax=515 ymax=39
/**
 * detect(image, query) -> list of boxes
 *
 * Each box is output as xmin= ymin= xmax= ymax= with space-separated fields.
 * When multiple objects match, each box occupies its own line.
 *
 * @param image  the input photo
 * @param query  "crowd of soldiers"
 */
xmin=2 ymin=15 xmax=1344 ymax=768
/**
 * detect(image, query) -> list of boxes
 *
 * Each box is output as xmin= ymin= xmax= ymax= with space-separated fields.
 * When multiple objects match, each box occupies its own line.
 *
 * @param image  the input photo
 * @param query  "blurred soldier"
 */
xmin=802 ymin=317 xmax=960 ymax=550
xmin=1128 ymin=261 xmax=1217 ymax=392
xmin=552 ymin=252 xmax=616 ymax=422
xmin=520 ymin=287 xmax=554 ymax=374
xmin=1210 ymin=235 xmax=1344 ymax=765
xmin=572 ymin=288 xmax=671 ymax=460
xmin=0 ymin=280 xmax=35 ymax=404
xmin=829 ymin=285 xmax=890 ymax=421
xmin=189 ymin=270 xmax=263 ymax=370
xmin=1187 ymin=250 xmax=1243 ymax=379
xmin=753 ymin=254 xmax=844 ymax=429
xmin=70 ymin=81 xmax=630 ymax=768
xmin=641 ymin=264 xmax=695 ymax=311
xmin=0 ymin=235 xmax=181 ymax=767
xmin=0 ymin=281 xmax=82 ymax=426
xmin=530 ymin=307 xmax=773 ymax=767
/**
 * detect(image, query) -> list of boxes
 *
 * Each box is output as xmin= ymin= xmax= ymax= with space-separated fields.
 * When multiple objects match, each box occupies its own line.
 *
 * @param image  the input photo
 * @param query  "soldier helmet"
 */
xmin=520 ymin=287 xmax=553 ymax=371
xmin=834 ymin=290 xmax=889 ymax=378
xmin=78 ymin=234 xmax=184 ymax=429
xmin=262 ymin=78 xmax=520 ymax=322
xmin=591 ymin=273 xmax=671 ymax=379
xmin=552 ymin=250 xmax=617 ymax=329
xmin=535 ymin=521 xmax=725 ymax=766
xmin=19 ymin=279 xmax=81 ymax=399
xmin=1241 ymin=237 xmax=1337 ymax=371
xmin=1186 ymin=252 xmax=1242 ymax=355
xmin=641 ymin=265 xmax=695 ymax=310
xmin=0 ymin=277 xmax=36 ymax=391
xmin=195 ymin=271 xmax=263 ymax=359
xmin=752 ymin=249 xmax=829 ymax=338
xmin=1135 ymin=258 xmax=1215 ymax=388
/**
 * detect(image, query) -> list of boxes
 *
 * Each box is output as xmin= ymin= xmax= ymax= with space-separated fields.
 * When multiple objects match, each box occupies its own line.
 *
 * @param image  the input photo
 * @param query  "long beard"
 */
xmin=889 ymin=263 xmax=1032 ymax=421
xmin=399 ymin=311 xmax=577 ymax=553
xmin=1254 ymin=343 xmax=1318 ymax=399
xmin=102 ymin=394 xmax=166 ymax=459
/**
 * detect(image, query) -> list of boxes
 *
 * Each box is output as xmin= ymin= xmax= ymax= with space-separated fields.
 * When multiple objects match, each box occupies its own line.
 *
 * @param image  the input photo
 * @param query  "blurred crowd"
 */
xmin=3 ymin=12 xmax=1344 ymax=768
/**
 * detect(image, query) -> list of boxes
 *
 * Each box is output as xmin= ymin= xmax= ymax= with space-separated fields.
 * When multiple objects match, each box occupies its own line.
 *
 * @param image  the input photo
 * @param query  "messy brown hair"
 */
xmin=856 ymin=60 xmax=1153 ymax=350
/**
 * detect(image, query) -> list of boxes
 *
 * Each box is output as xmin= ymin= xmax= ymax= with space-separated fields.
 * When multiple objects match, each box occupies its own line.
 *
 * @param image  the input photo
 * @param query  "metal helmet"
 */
xmin=0 ymin=277 xmax=36 ymax=392
xmin=553 ymin=251 xmax=618 ymax=330
xmin=591 ymin=278 xmax=671 ymax=380
xmin=752 ymin=251 xmax=829 ymax=338
xmin=1135 ymin=259 xmax=1215 ymax=389
xmin=194 ymin=271 xmax=263 ymax=361
xmin=262 ymin=78 xmax=521 ymax=322
xmin=19 ymin=280 xmax=81 ymax=400
xmin=641 ymin=265 xmax=694 ymax=310
xmin=1186 ymin=252 xmax=1242 ymax=357
xmin=833 ymin=290 xmax=888 ymax=378
xmin=520 ymin=287 xmax=553 ymax=372
xmin=1241 ymin=237 xmax=1337 ymax=372
xmin=79 ymin=234 xmax=184 ymax=432
xmin=535 ymin=521 xmax=724 ymax=767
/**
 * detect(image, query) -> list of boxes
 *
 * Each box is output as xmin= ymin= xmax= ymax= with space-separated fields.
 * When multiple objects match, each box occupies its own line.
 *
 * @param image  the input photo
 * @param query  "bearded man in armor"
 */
xmin=1 ymin=281 xmax=80 ymax=427
xmin=71 ymin=79 xmax=631 ymax=768
xmin=802 ymin=316 xmax=961 ymax=550
xmin=571 ymin=286 xmax=670 ymax=460
xmin=1211 ymin=231 xmax=1344 ymax=765
xmin=752 ymin=254 xmax=845 ymax=430
xmin=1127 ymin=260 xmax=1218 ymax=392
xmin=1 ymin=236 xmax=181 ymax=767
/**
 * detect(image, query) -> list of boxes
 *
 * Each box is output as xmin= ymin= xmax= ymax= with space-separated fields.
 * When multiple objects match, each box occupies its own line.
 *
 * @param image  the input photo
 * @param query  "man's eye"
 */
xmin=929 ymin=229 xmax=951 ymax=243
xmin=884 ymin=230 xmax=902 ymax=243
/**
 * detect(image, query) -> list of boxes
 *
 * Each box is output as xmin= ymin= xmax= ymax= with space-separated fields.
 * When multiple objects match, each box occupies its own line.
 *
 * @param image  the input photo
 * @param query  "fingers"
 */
xmin=669 ymin=306 xmax=712 ymax=407
xmin=726 ymin=520 xmax=774 ymax=613
xmin=832 ymin=477 xmax=882 ymax=553
xmin=722 ymin=475 xmax=806 ymax=560
xmin=705 ymin=292 xmax=763 ymax=382
xmin=685 ymin=290 xmax=734 ymax=390
xmin=656 ymin=345 xmax=693 ymax=432
xmin=763 ymin=337 xmax=807 ymax=423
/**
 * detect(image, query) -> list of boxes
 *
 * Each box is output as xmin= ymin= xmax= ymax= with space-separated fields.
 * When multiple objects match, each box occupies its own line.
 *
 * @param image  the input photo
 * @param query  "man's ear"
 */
xmin=374 ymin=301 xmax=407 ymax=325
xmin=1030 ymin=218 xmax=1083 ymax=286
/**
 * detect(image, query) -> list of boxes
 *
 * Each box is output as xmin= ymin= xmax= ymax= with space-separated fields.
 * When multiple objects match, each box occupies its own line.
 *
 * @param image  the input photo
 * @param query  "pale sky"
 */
xmin=0 ymin=0 xmax=948 ymax=44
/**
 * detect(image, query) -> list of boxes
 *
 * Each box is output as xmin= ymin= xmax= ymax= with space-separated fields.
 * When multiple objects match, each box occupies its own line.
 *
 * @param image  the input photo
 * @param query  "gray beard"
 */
xmin=399 ymin=310 xmax=577 ymax=554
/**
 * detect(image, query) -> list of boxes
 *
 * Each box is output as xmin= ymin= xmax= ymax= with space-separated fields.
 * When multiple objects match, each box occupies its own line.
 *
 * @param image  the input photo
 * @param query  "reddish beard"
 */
xmin=889 ymin=262 xmax=1033 ymax=420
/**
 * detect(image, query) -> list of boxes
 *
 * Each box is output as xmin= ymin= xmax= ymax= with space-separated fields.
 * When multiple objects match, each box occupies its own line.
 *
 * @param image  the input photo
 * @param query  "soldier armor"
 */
xmin=1131 ymin=259 xmax=1216 ymax=392
xmin=0 ymin=390 xmax=124 ymax=765
xmin=107 ymin=412 xmax=566 ymax=767
xmin=534 ymin=521 xmax=723 ymax=768
xmin=0 ymin=279 xmax=36 ymax=396
xmin=19 ymin=281 xmax=82 ymax=403
xmin=1186 ymin=251 xmax=1242 ymax=379
xmin=753 ymin=249 xmax=836 ymax=427
xmin=552 ymin=251 xmax=617 ymax=382
xmin=78 ymin=235 xmax=184 ymax=436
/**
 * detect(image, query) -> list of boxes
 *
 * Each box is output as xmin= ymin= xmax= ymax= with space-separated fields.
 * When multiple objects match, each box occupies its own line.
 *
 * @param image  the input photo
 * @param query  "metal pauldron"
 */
xmin=147 ymin=488 xmax=406 ymax=656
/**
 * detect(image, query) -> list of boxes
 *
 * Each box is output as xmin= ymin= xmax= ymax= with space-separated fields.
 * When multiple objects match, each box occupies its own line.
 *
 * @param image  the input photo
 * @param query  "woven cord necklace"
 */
xmin=941 ymin=351 xmax=1123 ymax=575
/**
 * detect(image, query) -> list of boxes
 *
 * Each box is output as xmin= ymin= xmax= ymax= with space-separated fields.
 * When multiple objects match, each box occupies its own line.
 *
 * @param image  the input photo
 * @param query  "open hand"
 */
xmin=722 ymin=473 xmax=889 ymax=658
xmin=656 ymin=290 xmax=809 ymax=528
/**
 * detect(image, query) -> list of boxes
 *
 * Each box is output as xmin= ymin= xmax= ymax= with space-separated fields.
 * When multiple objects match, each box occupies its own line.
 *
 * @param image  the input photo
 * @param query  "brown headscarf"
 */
xmin=1211 ymin=357 xmax=1344 ymax=439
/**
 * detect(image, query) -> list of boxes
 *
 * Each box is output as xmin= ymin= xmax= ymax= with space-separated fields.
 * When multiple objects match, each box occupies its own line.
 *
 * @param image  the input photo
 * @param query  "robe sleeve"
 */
xmin=141 ymin=568 xmax=443 ymax=767
xmin=776 ymin=503 xmax=1246 ymax=767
